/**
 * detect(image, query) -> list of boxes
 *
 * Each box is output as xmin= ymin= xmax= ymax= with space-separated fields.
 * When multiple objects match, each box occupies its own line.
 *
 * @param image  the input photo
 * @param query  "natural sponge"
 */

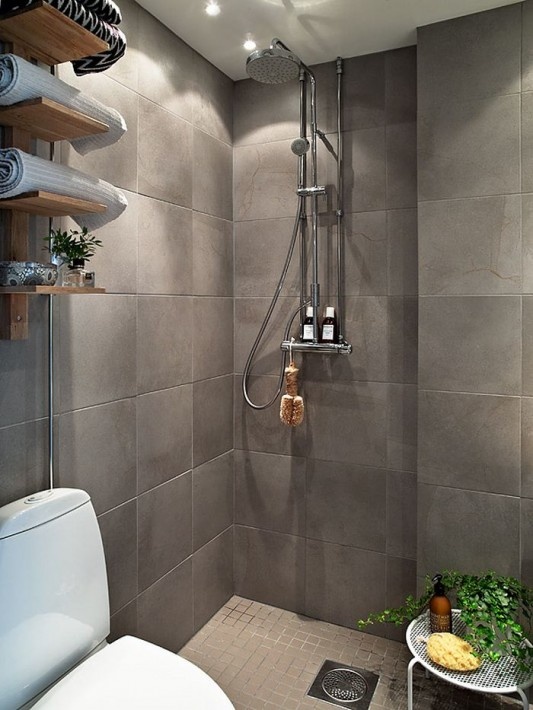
xmin=426 ymin=633 xmax=481 ymax=671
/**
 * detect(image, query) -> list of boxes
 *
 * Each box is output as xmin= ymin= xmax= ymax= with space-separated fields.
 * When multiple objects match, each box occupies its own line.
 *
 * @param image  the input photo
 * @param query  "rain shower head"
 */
xmin=246 ymin=41 xmax=301 ymax=84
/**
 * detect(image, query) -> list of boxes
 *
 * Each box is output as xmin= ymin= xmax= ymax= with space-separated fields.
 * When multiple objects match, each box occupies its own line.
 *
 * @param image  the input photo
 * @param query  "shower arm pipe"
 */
xmin=336 ymin=56 xmax=345 ymax=343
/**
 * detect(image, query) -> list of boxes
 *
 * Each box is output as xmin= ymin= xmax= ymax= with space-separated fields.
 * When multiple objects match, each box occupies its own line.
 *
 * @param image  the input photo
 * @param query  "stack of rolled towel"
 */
xmin=0 ymin=0 xmax=126 ymax=75
xmin=0 ymin=148 xmax=127 ymax=230
xmin=0 ymin=54 xmax=127 ymax=155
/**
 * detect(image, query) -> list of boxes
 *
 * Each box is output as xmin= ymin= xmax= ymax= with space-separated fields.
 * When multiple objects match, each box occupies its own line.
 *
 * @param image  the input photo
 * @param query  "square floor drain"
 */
xmin=307 ymin=659 xmax=379 ymax=709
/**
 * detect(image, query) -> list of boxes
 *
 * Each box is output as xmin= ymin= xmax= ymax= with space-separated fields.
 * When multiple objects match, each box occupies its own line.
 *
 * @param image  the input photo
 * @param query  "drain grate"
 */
xmin=308 ymin=660 xmax=379 ymax=709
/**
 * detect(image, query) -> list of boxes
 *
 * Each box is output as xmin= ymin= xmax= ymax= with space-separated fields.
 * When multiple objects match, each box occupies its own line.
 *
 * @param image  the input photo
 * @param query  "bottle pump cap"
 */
xmin=432 ymin=573 xmax=445 ymax=596
xmin=325 ymin=306 xmax=335 ymax=318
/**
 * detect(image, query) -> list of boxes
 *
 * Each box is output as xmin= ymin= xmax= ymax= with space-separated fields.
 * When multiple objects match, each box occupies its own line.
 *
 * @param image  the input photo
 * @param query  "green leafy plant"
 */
xmin=44 ymin=226 xmax=103 ymax=265
xmin=358 ymin=570 xmax=533 ymax=670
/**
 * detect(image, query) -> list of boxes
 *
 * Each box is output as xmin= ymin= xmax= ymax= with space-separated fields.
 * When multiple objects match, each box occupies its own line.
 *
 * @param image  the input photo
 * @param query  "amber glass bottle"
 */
xmin=429 ymin=573 xmax=452 ymax=633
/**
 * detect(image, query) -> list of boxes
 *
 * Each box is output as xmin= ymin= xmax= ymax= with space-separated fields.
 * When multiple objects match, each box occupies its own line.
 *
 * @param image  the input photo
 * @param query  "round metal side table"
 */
xmin=406 ymin=610 xmax=533 ymax=709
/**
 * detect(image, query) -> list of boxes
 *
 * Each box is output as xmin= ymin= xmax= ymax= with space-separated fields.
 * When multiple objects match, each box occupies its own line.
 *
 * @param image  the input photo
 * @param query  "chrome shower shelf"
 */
xmin=281 ymin=340 xmax=352 ymax=355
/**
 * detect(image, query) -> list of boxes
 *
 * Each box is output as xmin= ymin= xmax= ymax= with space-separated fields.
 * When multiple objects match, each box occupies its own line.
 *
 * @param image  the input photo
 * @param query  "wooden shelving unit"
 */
xmin=0 ymin=97 xmax=109 ymax=142
xmin=0 ymin=1 xmax=109 ymax=65
xmin=0 ymin=4 xmax=111 ymax=339
xmin=1 ymin=286 xmax=106 ymax=294
xmin=0 ymin=191 xmax=106 ymax=216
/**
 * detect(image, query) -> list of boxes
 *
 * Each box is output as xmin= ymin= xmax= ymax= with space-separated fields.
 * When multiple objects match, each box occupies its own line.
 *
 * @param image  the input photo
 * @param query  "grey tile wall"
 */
xmin=417 ymin=2 xmax=529 ymax=587
xmin=0 ymin=0 xmax=233 ymax=654
xmin=233 ymin=46 xmax=417 ymax=639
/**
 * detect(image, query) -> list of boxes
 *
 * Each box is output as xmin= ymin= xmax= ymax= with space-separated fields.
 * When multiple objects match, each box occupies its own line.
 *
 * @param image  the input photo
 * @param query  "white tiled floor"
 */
xmin=180 ymin=596 xmax=520 ymax=709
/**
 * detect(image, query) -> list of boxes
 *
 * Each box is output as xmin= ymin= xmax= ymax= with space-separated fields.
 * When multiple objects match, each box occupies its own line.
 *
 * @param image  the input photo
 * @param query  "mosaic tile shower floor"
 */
xmin=179 ymin=596 xmax=521 ymax=710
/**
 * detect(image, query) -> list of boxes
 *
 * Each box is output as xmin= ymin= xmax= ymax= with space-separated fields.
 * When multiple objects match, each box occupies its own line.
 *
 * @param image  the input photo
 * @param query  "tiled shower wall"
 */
xmin=417 ymin=1 xmax=533 ymax=590
xmin=0 ymin=0 xmax=234 ymax=651
xmin=233 ymin=48 xmax=418 ymax=637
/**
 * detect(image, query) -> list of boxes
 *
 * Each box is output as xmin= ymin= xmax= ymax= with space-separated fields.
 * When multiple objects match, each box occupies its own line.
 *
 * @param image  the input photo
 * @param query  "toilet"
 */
xmin=0 ymin=488 xmax=234 ymax=710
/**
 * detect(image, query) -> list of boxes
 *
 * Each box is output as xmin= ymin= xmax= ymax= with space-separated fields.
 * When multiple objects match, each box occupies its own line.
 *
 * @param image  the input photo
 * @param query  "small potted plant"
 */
xmin=358 ymin=570 xmax=533 ymax=671
xmin=44 ymin=226 xmax=102 ymax=287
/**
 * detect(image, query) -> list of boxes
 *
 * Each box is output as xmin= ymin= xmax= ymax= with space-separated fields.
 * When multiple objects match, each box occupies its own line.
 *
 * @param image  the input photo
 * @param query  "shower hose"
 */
xmin=242 ymin=195 xmax=309 ymax=410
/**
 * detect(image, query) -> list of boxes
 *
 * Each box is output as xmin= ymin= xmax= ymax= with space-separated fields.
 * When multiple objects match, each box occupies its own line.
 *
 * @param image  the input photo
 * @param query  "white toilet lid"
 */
xmin=31 ymin=636 xmax=235 ymax=709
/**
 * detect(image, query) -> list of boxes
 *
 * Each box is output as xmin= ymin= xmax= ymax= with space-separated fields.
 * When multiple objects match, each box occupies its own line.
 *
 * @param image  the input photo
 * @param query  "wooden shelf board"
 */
xmin=0 ymin=191 xmax=106 ymax=216
xmin=0 ymin=1 xmax=109 ymax=65
xmin=0 ymin=98 xmax=109 ymax=142
xmin=0 ymin=286 xmax=105 ymax=294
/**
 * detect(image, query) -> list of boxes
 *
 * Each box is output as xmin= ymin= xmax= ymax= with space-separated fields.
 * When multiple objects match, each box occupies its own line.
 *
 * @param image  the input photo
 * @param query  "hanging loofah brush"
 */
xmin=280 ymin=341 xmax=304 ymax=426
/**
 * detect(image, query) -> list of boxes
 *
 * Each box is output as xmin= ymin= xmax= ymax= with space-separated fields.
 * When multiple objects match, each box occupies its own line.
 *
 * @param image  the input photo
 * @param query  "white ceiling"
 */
xmin=135 ymin=0 xmax=519 ymax=81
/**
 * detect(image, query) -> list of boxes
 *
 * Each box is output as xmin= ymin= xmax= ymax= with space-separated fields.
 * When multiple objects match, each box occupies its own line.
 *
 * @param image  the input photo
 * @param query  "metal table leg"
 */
xmin=408 ymin=657 xmax=418 ymax=710
xmin=517 ymin=687 xmax=530 ymax=710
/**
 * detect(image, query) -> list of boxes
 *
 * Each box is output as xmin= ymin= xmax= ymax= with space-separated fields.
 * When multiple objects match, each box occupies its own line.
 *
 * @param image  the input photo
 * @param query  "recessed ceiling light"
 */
xmin=205 ymin=2 xmax=221 ymax=16
xmin=243 ymin=38 xmax=257 ymax=51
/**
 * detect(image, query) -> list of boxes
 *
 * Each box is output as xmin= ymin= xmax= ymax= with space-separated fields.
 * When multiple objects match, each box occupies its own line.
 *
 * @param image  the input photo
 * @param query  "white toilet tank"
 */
xmin=0 ymin=488 xmax=110 ymax=710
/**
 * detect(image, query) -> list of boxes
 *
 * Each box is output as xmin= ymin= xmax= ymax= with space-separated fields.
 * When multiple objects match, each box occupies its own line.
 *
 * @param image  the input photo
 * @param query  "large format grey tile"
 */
xmin=418 ymin=390 xmax=520 ymax=495
xmin=522 ymin=297 xmax=533 ymax=396
xmin=386 ymin=122 xmax=417 ymax=209
xmin=234 ymin=297 xmax=299 ymax=376
xmin=137 ymin=296 xmax=192 ymax=394
xmin=343 ymin=127 xmax=386 ymax=213
xmin=0 ymin=419 xmax=48 ymax=507
xmin=417 ymin=483 xmax=520 ymax=578
xmin=387 ymin=383 xmax=417 ymax=473
xmin=522 ymin=397 xmax=533 ymax=499
xmin=98 ymin=500 xmax=138 ymax=615
xmin=234 ymin=140 xmax=298 ymax=221
xmin=523 ymin=194 xmax=533 ymax=294
xmin=385 ymin=46 xmax=417 ymax=126
xmin=419 ymin=195 xmax=521 ymax=295
xmin=417 ymin=4 xmax=521 ymax=110
xmin=234 ymin=450 xmax=306 ymax=536
xmin=137 ymin=10 xmax=193 ymax=121
xmin=193 ymin=451 xmax=233 ymax=551
xmin=137 ymin=559 xmax=193 ymax=652
xmin=343 ymin=211 xmax=388 ymax=296
xmin=419 ymin=296 xmax=521 ymax=395
xmin=524 ymin=0 xmax=533 ymax=92
xmin=305 ymin=380 xmax=388 ymax=467
xmin=522 ymin=498 xmax=533 ymax=588
xmin=522 ymin=92 xmax=533 ymax=194
xmin=306 ymin=538 xmax=387 ymax=630
xmin=418 ymin=94 xmax=520 ymax=201
xmin=386 ymin=556 xmax=417 ymax=641
xmin=342 ymin=52 xmax=385 ymax=131
xmin=193 ymin=298 xmax=233 ymax=380
xmin=193 ymin=375 xmax=233 ymax=466
xmin=192 ymin=52 xmax=232 ymax=145
xmin=137 ymin=385 xmax=192 ymax=494
xmin=234 ymin=375 xmax=307 ymax=457
xmin=57 ymin=295 xmax=136 ymax=412
xmin=138 ymin=473 xmax=192 ymax=592
xmin=109 ymin=600 xmax=137 ymax=643
xmin=138 ymin=98 xmax=192 ymax=206
xmin=387 ymin=208 xmax=418 ymax=297
xmin=61 ymin=73 xmax=139 ymax=192
xmin=234 ymin=76 xmax=300 ymax=147
xmin=57 ymin=399 xmax=137 ymax=515
xmin=63 ymin=191 xmax=139 ymax=295
xmin=192 ymin=213 xmax=233 ymax=297
xmin=192 ymin=129 xmax=233 ymax=221
xmin=193 ymin=528 xmax=233 ymax=631
xmin=306 ymin=459 xmax=386 ymax=551
xmin=234 ymin=526 xmax=305 ymax=613
xmin=0 ymin=299 xmax=47 ymax=428
xmin=137 ymin=195 xmax=192 ymax=295
xmin=234 ymin=218 xmax=300 ymax=298
xmin=386 ymin=470 xmax=416 ymax=559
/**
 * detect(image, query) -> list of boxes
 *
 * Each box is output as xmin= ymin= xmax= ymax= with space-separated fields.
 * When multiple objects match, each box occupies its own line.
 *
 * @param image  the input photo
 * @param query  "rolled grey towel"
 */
xmin=0 ymin=54 xmax=127 ymax=155
xmin=0 ymin=148 xmax=127 ymax=230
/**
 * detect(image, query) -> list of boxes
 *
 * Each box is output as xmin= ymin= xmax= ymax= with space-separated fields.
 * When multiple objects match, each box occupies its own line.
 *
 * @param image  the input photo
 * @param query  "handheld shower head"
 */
xmin=246 ymin=41 xmax=301 ymax=84
xmin=291 ymin=137 xmax=310 ymax=156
